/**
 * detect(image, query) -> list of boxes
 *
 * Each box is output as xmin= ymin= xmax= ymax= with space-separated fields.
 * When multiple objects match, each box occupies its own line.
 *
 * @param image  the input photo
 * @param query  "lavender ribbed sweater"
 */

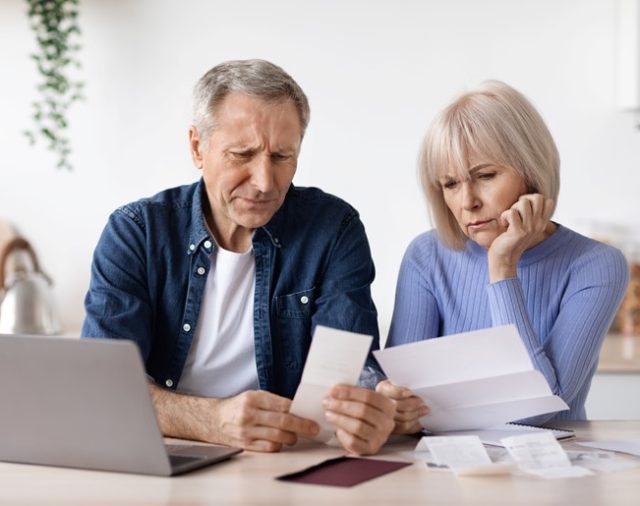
xmin=387 ymin=225 xmax=629 ymax=422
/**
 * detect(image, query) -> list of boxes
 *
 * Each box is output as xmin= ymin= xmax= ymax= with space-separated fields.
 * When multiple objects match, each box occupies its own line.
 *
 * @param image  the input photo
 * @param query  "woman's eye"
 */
xmin=477 ymin=172 xmax=496 ymax=180
xmin=442 ymin=180 xmax=458 ymax=190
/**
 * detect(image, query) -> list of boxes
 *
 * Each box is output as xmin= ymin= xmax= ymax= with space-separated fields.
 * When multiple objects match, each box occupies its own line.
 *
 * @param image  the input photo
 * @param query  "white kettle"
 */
xmin=0 ymin=237 xmax=60 ymax=335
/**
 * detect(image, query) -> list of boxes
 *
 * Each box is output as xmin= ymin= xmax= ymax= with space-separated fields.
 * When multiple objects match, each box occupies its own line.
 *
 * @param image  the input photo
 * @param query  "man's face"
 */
xmin=189 ymin=92 xmax=302 ymax=250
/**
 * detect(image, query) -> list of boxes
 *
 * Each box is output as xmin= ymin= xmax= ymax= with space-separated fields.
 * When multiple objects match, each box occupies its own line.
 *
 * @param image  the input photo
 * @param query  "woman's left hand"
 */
xmin=488 ymin=193 xmax=554 ymax=282
xmin=375 ymin=380 xmax=429 ymax=435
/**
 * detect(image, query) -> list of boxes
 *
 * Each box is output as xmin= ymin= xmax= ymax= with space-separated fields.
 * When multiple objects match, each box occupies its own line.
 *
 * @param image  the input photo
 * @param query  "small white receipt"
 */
xmin=289 ymin=326 xmax=372 ymax=442
xmin=501 ymin=432 xmax=593 ymax=478
xmin=416 ymin=436 xmax=513 ymax=475
xmin=421 ymin=436 xmax=491 ymax=468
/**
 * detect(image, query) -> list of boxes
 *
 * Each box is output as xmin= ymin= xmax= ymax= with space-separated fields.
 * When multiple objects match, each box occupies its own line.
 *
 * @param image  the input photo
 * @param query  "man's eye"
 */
xmin=271 ymin=153 xmax=290 ymax=161
xmin=231 ymin=151 xmax=252 ymax=159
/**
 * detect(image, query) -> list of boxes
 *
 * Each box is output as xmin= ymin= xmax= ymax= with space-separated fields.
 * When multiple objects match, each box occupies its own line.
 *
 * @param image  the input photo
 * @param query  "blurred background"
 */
xmin=1 ymin=0 xmax=639 ymax=417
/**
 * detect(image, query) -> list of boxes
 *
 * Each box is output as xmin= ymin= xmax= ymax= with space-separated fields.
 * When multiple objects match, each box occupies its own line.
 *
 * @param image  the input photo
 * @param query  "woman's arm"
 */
xmin=383 ymin=239 xmax=439 ymax=433
xmin=487 ymin=246 xmax=629 ymax=416
xmin=387 ymin=241 xmax=441 ymax=346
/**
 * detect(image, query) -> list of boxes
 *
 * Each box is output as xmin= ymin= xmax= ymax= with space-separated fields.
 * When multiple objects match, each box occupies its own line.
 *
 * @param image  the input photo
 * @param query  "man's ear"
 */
xmin=188 ymin=126 xmax=204 ymax=169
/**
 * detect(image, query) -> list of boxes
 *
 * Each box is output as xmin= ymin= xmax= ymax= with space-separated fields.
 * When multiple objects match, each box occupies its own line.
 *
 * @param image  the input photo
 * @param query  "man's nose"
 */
xmin=250 ymin=155 xmax=275 ymax=193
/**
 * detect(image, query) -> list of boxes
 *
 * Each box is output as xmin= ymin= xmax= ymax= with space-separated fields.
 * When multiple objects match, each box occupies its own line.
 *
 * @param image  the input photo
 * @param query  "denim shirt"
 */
xmin=81 ymin=179 xmax=380 ymax=399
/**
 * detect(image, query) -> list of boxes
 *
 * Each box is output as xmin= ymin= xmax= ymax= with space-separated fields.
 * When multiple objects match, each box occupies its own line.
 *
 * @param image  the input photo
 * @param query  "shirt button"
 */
xmin=300 ymin=296 xmax=309 ymax=304
xmin=204 ymin=240 xmax=212 ymax=249
xmin=183 ymin=323 xmax=191 ymax=332
xmin=165 ymin=379 xmax=174 ymax=388
xmin=197 ymin=267 xmax=206 ymax=275
xmin=189 ymin=244 xmax=196 ymax=251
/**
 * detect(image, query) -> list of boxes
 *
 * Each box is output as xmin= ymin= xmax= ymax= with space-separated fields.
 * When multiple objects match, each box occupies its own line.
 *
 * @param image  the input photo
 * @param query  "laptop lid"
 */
xmin=0 ymin=334 xmax=241 ymax=476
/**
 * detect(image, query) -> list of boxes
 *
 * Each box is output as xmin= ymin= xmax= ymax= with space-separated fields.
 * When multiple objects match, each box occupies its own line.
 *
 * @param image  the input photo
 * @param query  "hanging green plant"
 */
xmin=24 ymin=0 xmax=84 ymax=170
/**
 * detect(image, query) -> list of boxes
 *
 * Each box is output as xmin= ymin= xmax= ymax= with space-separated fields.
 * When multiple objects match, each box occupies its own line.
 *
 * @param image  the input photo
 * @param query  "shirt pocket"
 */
xmin=275 ymin=287 xmax=315 ymax=319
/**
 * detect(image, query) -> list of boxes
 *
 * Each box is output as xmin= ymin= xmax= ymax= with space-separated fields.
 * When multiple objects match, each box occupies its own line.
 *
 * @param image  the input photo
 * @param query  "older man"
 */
xmin=82 ymin=59 xmax=394 ymax=455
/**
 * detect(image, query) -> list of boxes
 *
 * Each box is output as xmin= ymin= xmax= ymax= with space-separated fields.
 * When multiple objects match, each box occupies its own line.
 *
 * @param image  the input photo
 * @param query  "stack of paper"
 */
xmin=374 ymin=325 xmax=568 ymax=432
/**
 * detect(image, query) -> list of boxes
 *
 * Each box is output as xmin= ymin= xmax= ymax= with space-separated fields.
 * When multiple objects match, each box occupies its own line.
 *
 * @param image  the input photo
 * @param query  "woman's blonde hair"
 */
xmin=419 ymin=80 xmax=560 ymax=250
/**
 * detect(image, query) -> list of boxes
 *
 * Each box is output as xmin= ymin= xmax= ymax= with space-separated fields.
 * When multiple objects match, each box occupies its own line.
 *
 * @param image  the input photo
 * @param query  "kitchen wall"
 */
xmin=2 ymin=0 xmax=639 ymax=339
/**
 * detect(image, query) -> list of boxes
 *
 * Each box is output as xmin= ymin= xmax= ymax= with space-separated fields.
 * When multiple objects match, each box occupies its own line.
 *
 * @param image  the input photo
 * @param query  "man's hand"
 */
xmin=322 ymin=385 xmax=395 ymax=455
xmin=375 ymin=379 xmax=429 ymax=435
xmin=150 ymin=385 xmax=320 ymax=452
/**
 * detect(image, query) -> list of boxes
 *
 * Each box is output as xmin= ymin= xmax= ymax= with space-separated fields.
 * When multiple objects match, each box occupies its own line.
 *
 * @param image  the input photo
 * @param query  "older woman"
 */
xmin=378 ymin=81 xmax=629 ymax=434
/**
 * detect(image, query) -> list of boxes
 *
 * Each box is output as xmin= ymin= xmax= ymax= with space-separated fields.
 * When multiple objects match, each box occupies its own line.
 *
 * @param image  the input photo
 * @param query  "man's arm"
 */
xmin=312 ymin=210 xmax=395 ymax=454
xmin=149 ymin=384 xmax=320 ymax=452
xmin=84 ymin=210 xmax=320 ymax=452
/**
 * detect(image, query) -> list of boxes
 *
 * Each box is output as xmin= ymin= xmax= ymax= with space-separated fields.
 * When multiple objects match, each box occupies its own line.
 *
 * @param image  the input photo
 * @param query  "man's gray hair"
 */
xmin=192 ymin=59 xmax=310 ymax=143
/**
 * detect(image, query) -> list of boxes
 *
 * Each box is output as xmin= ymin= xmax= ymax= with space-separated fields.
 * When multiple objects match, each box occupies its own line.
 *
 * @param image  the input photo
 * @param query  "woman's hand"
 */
xmin=488 ymin=193 xmax=555 ymax=283
xmin=375 ymin=380 xmax=429 ymax=434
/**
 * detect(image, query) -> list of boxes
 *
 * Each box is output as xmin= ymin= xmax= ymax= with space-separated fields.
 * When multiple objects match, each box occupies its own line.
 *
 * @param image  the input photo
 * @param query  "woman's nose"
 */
xmin=461 ymin=183 xmax=480 ymax=210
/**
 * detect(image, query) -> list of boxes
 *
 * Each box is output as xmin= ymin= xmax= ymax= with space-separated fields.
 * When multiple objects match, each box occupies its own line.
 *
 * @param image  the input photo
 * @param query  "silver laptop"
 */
xmin=0 ymin=334 xmax=242 ymax=476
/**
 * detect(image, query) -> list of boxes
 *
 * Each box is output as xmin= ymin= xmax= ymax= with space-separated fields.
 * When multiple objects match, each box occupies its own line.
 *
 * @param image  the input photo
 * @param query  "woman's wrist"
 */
xmin=488 ymin=259 xmax=518 ymax=283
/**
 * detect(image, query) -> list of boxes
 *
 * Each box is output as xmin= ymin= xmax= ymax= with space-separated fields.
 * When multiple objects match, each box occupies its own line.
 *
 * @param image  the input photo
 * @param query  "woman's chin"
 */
xmin=469 ymin=232 xmax=498 ymax=249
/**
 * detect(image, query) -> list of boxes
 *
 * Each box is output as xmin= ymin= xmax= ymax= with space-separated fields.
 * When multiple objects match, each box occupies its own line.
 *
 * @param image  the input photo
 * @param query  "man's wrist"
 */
xmin=149 ymin=383 xmax=224 ymax=444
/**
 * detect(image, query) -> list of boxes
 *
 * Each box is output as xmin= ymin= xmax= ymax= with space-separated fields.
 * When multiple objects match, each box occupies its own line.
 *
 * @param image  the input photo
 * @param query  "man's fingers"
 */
xmin=234 ymin=390 xmax=319 ymax=434
xmin=255 ymin=409 xmax=320 ymax=438
xmin=327 ymin=385 xmax=395 ymax=415
xmin=218 ymin=390 xmax=319 ymax=453
xmin=394 ymin=395 xmax=428 ymax=413
xmin=323 ymin=397 xmax=395 ymax=449
xmin=375 ymin=379 xmax=412 ymax=400
xmin=334 ymin=427 xmax=372 ymax=455
xmin=394 ymin=403 xmax=429 ymax=422
xmin=231 ymin=423 xmax=299 ymax=447
xmin=239 ymin=390 xmax=292 ymax=412
xmin=394 ymin=419 xmax=424 ymax=435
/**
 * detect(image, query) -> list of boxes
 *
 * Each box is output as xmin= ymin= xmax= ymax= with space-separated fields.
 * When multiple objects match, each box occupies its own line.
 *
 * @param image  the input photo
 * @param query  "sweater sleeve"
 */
xmin=486 ymin=246 xmax=629 ymax=421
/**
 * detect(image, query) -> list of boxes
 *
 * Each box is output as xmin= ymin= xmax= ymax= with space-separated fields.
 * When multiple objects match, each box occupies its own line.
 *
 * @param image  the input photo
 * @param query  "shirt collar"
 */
xmin=189 ymin=178 xmax=292 ymax=253
xmin=187 ymin=178 xmax=214 ymax=255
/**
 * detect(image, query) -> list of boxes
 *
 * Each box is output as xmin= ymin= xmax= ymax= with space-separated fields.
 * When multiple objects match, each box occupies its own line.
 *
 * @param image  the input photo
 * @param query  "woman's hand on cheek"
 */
xmin=488 ymin=193 xmax=554 ymax=282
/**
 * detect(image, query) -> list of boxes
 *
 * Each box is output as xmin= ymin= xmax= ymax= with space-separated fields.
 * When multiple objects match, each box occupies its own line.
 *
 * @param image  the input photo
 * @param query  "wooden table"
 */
xmin=0 ymin=421 xmax=638 ymax=505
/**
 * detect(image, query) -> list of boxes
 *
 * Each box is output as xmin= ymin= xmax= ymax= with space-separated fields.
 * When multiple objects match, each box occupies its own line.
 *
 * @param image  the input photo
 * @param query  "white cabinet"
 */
xmin=586 ymin=373 xmax=640 ymax=420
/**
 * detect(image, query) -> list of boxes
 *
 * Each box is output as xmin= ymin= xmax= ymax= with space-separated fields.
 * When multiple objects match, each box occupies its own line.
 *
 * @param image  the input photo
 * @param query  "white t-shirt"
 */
xmin=177 ymin=245 xmax=259 ymax=397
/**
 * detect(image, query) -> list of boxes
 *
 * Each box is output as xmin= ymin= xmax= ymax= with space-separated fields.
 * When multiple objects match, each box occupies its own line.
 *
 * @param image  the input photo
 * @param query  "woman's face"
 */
xmin=439 ymin=160 xmax=527 ymax=248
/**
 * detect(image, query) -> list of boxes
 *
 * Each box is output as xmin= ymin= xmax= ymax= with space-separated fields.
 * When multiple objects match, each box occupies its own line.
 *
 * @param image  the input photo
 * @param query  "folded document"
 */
xmin=374 ymin=325 xmax=568 ymax=432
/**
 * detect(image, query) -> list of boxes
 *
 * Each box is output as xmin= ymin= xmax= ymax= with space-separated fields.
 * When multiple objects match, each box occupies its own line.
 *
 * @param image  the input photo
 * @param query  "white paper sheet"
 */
xmin=374 ymin=325 xmax=568 ymax=432
xmin=289 ymin=325 xmax=372 ymax=442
